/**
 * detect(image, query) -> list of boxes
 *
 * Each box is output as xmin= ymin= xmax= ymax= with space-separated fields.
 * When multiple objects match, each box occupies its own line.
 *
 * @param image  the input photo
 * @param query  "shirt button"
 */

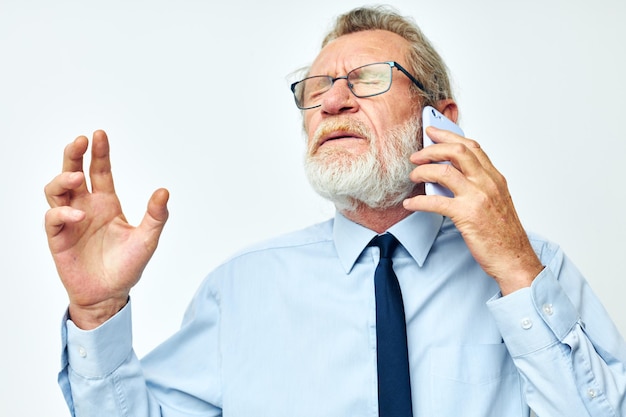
xmin=521 ymin=318 xmax=533 ymax=330
xmin=587 ymin=388 xmax=597 ymax=399
xmin=78 ymin=346 xmax=87 ymax=358
xmin=542 ymin=304 xmax=554 ymax=316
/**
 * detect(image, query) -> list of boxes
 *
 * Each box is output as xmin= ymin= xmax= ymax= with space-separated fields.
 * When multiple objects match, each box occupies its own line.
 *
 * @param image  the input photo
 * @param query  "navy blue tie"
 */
xmin=370 ymin=233 xmax=413 ymax=417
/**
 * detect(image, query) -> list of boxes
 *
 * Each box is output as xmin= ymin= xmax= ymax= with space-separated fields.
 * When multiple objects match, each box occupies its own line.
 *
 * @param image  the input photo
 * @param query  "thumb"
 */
xmin=147 ymin=188 xmax=170 ymax=224
xmin=138 ymin=188 xmax=170 ymax=251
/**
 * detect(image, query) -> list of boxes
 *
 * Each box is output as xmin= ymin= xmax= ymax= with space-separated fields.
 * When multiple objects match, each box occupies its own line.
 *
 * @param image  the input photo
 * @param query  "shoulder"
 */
xmin=225 ymin=218 xmax=335 ymax=262
xmin=194 ymin=218 xmax=336 ymax=296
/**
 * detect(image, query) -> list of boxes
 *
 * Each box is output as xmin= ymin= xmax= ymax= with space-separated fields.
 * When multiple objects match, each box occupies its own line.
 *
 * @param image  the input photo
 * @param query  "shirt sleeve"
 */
xmin=58 ymin=281 xmax=224 ymax=417
xmin=59 ymin=300 xmax=163 ymax=416
xmin=487 ymin=245 xmax=626 ymax=417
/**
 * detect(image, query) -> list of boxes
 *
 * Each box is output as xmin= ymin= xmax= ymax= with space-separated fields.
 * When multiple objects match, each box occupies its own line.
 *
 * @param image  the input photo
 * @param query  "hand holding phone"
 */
xmin=421 ymin=106 xmax=465 ymax=197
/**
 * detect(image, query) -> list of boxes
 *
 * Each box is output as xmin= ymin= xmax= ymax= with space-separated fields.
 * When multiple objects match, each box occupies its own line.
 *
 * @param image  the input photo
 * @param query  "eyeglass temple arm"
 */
xmin=391 ymin=62 xmax=429 ymax=95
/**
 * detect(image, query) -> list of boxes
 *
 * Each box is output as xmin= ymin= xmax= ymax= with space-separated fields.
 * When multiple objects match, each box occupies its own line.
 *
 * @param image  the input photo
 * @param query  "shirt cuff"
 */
xmin=487 ymin=268 xmax=580 ymax=358
xmin=66 ymin=300 xmax=133 ymax=378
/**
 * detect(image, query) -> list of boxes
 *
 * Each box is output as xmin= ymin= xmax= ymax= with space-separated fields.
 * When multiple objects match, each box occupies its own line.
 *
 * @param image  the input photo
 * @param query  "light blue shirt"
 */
xmin=59 ymin=211 xmax=626 ymax=416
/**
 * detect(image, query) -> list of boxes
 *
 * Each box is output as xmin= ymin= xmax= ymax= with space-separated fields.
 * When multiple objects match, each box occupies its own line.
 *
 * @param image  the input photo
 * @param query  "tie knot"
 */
xmin=369 ymin=233 xmax=400 ymax=259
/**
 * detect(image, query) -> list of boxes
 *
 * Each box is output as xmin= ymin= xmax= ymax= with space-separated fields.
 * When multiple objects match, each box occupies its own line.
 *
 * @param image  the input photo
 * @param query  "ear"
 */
xmin=435 ymin=99 xmax=459 ymax=124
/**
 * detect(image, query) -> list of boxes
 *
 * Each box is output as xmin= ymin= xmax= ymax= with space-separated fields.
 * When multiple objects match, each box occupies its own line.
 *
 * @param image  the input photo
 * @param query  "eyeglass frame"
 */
xmin=290 ymin=61 xmax=428 ymax=110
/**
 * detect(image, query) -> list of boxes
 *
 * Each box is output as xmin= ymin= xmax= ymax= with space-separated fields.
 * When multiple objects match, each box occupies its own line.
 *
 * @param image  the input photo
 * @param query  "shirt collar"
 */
xmin=333 ymin=210 xmax=445 ymax=273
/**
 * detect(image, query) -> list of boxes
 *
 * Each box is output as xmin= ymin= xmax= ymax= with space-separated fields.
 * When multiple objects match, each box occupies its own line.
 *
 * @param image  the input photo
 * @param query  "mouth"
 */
xmin=318 ymin=131 xmax=365 ymax=147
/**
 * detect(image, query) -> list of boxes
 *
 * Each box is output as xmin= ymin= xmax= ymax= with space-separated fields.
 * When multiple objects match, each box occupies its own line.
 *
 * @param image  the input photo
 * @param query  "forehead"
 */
xmin=309 ymin=30 xmax=411 ymax=76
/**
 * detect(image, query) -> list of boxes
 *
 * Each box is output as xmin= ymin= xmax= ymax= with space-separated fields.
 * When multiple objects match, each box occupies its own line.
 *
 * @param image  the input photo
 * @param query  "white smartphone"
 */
xmin=421 ymin=105 xmax=465 ymax=197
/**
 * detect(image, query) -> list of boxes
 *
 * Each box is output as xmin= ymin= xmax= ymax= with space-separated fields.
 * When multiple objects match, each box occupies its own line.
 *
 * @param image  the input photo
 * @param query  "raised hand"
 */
xmin=404 ymin=126 xmax=544 ymax=295
xmin=44 ymin=130 xmax=169 ymax=329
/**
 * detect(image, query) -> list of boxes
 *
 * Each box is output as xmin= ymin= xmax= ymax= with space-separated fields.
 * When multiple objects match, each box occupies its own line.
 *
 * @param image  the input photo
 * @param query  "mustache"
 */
xmin=310 ymin=118 xmax=373 ymax=152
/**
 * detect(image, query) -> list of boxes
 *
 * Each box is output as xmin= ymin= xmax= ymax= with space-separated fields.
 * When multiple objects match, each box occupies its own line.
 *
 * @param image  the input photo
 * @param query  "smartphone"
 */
xmin=421 ymin=106 xmax=465 ymax=197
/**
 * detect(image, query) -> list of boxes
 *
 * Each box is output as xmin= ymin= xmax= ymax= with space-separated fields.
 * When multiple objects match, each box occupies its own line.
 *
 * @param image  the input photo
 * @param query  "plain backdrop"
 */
xmin=1 ymin=0 xmax=625 ymax=415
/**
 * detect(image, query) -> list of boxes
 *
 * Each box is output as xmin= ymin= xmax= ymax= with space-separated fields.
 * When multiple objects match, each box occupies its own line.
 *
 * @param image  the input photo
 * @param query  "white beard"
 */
xmin=304 ymin=115 xmax=421 ymax=212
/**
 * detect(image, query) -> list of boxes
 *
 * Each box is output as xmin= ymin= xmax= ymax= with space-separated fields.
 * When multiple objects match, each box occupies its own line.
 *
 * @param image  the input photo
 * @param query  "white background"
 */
xmin=1 ymin=0 xmax=625 ymax=415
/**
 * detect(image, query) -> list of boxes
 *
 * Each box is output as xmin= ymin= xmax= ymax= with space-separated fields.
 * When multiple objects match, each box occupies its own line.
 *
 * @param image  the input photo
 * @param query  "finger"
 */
xmin=44 ymin=206 xmax=86 ymax=239
xmin=424 ymin=126 xmax=474 ymax=145
xmin=147 ymin=188 xmax=170 ymax=223
xmin=424 ymin=126 xmax=495 ymax=167
xmin=415 ymin=128 xmax=490 ymax=176
xmin=421 ymin=127 xmax=483 ymax=163
xmin=409 ymin=162 xmax=467 ymax=198
xmin=61 ymin=135 xmax=90 ymax=195
xmin=137 ymin=188 xmax=170 ymax=252
xmin=44 ymin=171 xmax=86 ymax=208
xmin=411 ymin=146 xmax=504 ymax=202
xmin=423 ymin=129 xmax=503 ymax=190
xmin=412 ymin=142 xmax=483 ymax=178
xmin=62 ymin=135 xmax=89 ymax=173
xmin=89 ymin=130 xmax=116 ymax=194
xmin=402 ymin=193 xmax=453 ymax=215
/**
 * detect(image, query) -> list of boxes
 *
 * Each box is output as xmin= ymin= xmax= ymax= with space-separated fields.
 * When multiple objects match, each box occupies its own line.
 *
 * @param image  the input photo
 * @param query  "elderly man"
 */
xmin=45 ymin=6 xmax=626 ymax=417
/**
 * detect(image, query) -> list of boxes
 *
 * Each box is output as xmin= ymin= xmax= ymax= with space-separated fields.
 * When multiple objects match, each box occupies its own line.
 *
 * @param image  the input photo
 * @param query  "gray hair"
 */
xmin=320 ymin=5 xmax=454 ymax=108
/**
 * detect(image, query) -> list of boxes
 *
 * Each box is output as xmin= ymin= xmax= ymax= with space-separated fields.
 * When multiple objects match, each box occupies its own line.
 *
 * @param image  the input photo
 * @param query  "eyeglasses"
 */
xmin=290 ymin=61 xmax=427 ymax=110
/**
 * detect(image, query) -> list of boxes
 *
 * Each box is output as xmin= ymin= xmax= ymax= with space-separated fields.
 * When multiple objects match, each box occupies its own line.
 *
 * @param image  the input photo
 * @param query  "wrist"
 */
xmin=68 ymin=297 xmax=128 ymax=330
xmin=497 ymin=263 xmax=544 ymax=296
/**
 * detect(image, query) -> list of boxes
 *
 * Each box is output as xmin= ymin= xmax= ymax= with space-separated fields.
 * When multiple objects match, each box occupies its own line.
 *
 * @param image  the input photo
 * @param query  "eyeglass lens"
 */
xmin=294 ymin=62 xmax=392 ymax=109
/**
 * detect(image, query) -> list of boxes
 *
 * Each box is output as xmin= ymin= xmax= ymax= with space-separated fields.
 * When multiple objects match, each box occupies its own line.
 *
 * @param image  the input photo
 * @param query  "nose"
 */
xmin=319 ymin=78 xmax=359 ymax=116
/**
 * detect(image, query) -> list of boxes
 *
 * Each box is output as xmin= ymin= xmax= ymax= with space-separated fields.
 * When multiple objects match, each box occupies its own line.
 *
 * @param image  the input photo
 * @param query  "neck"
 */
xmin=340 ymin=203 xmax=413 ymax=234
xmin=338 ymin=183 xmax=424 ymax=233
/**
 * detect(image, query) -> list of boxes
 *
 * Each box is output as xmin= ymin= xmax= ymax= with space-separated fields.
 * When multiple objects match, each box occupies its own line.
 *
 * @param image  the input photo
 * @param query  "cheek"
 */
xmin=361 ymin=101 xmax=397 ymax=134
